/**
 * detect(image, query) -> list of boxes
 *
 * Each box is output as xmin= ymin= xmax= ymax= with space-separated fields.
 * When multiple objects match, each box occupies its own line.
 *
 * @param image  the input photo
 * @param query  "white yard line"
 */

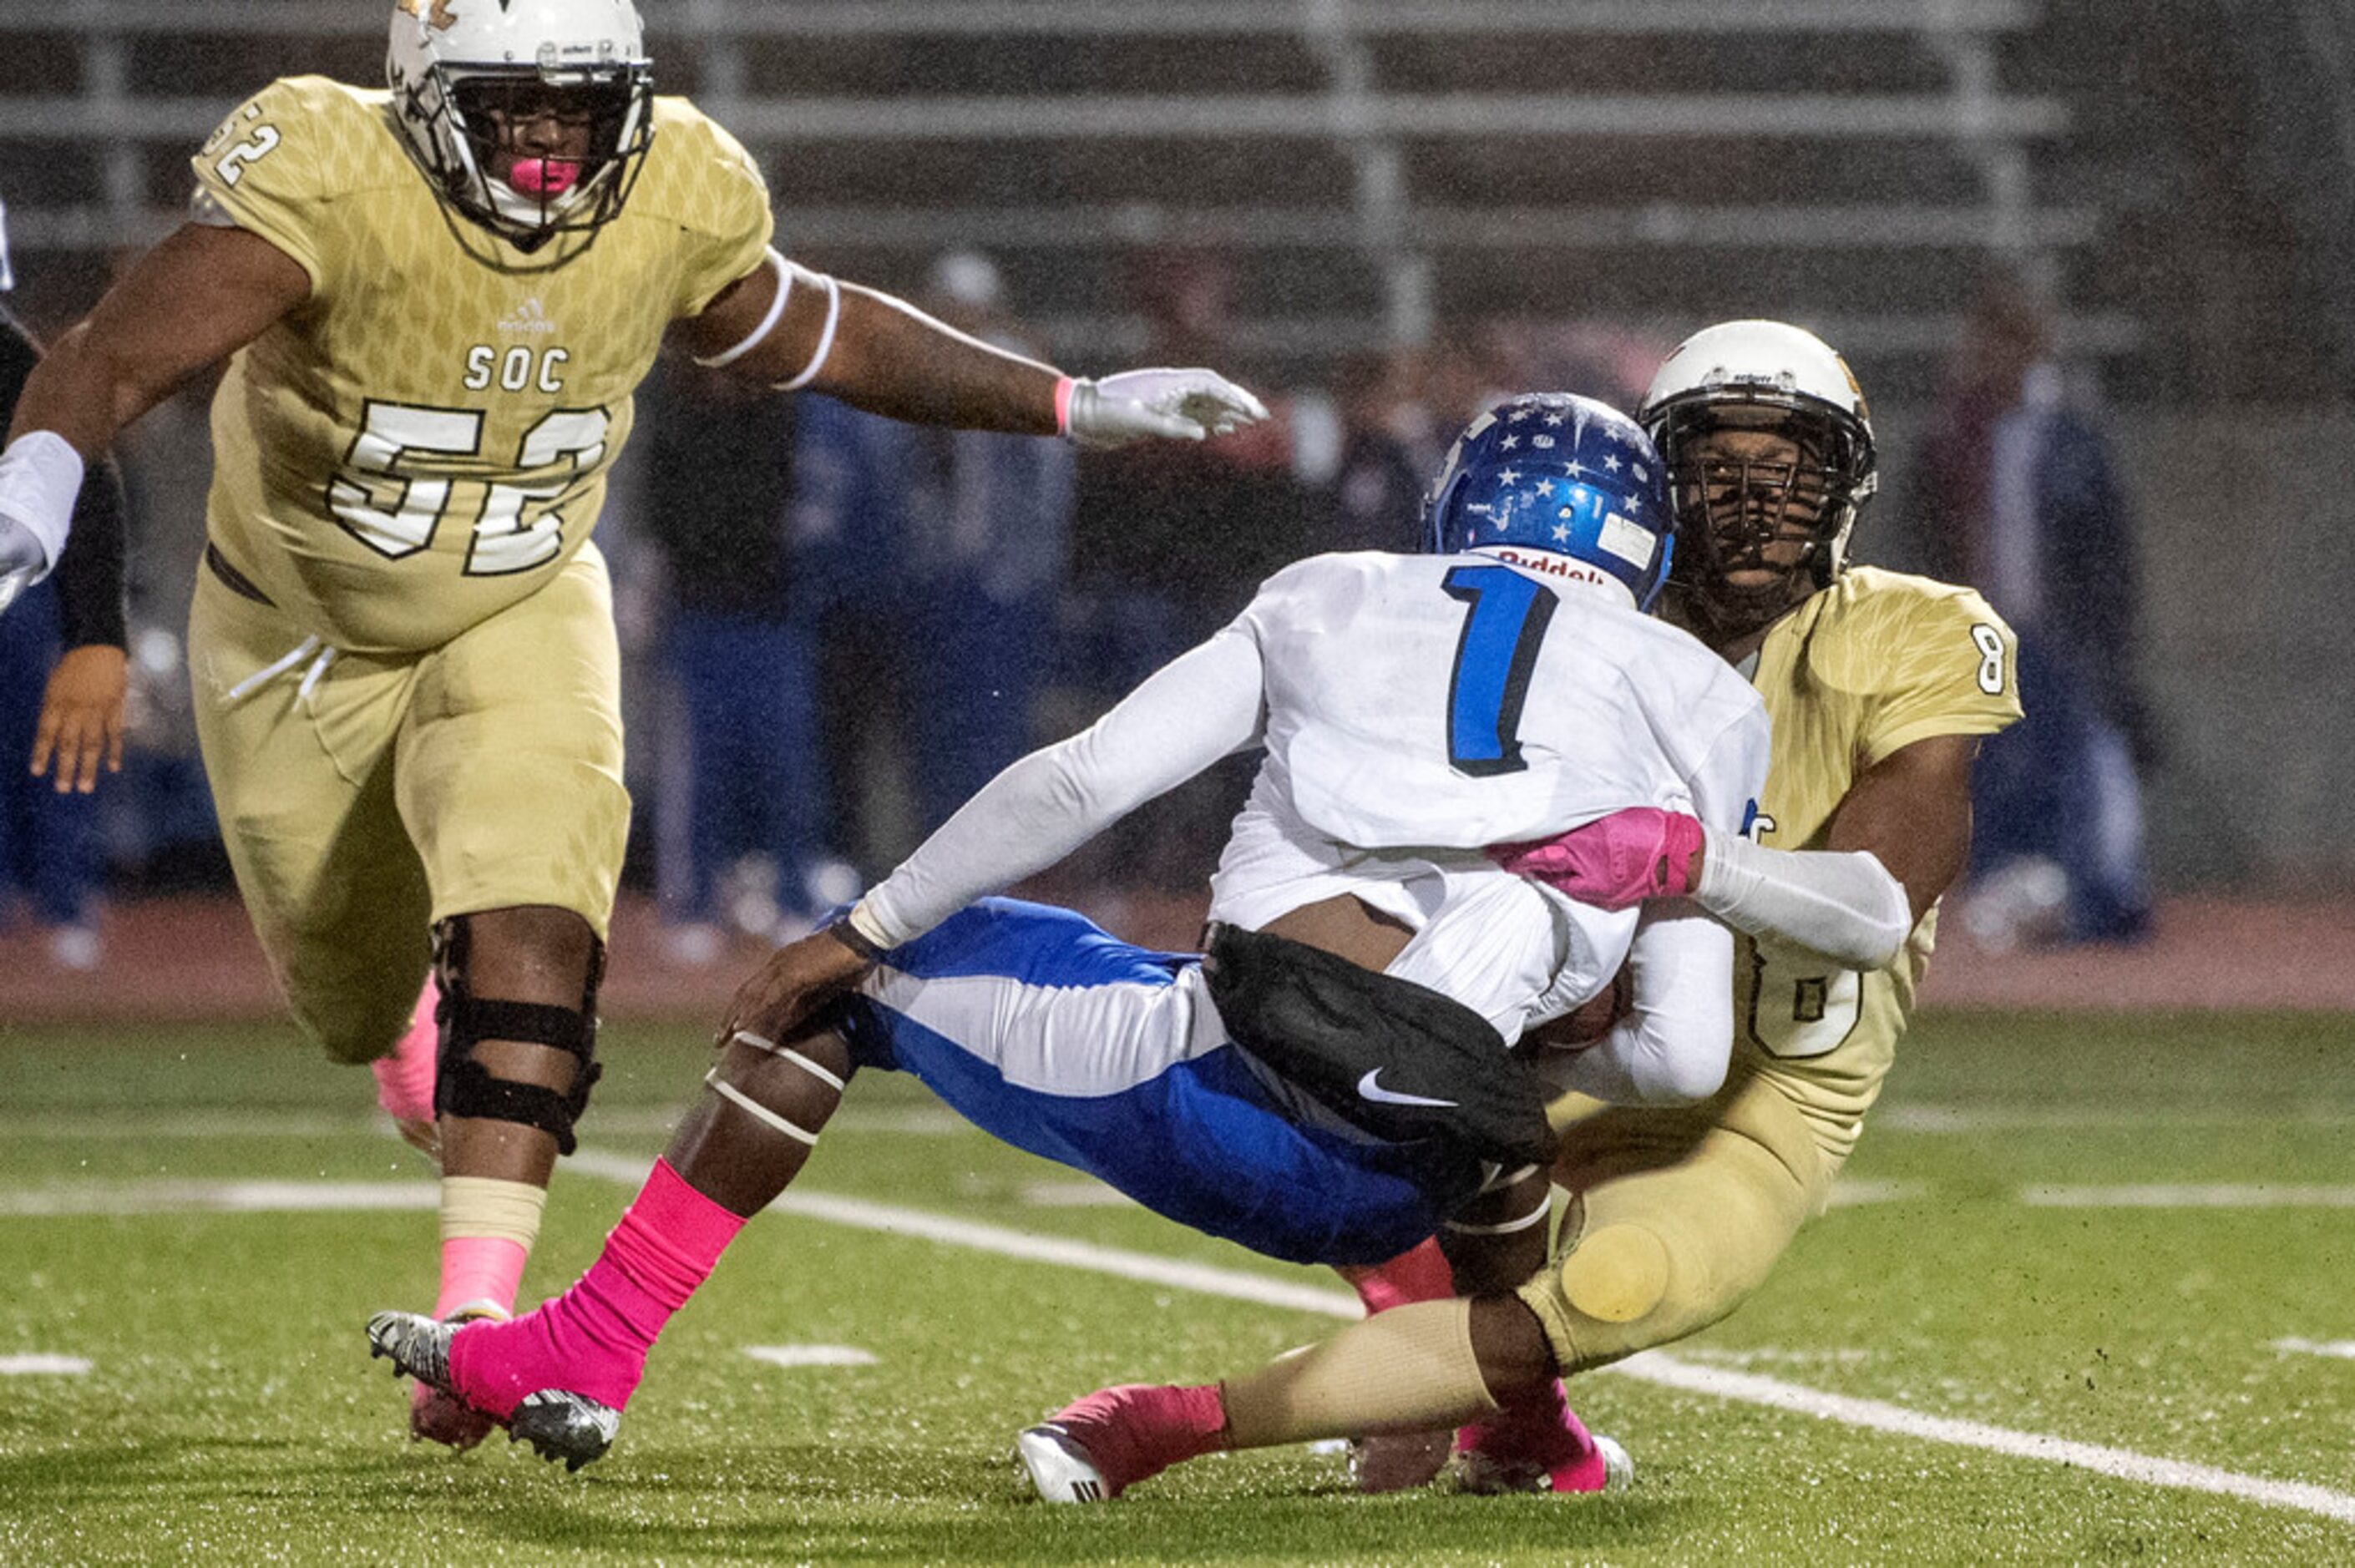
xmin=0 ymin=1105 xmax=968 ymax=1141
xmin=2274 ymin=1338 xmax=2355 ymax=1361
xmin=2022 ymin=1184 xmax=2355 ymax=1209
xmin=742 ymin=1345 xmax=878 ymax=1369
xmin=567 ymin=1148 xmax=2355 ymax=1527
xmin=0 ymin=1180 xmax=438 ymax=1216
xmin=1618 ymin=1356 xmax=2355 ymax=1525
xmin=1016 ymin=1180 xmax=1137 ymax=1208
xmin=0 ymin=1354 xmax=91 ymax=1375
xmin=1880 ymin=1105 xmax=2355 ymax=1132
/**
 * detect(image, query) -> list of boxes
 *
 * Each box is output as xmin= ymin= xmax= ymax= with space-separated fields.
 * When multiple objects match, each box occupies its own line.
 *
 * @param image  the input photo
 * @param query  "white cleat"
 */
xmin=1591 ymin=1432 xmax=1634 ymax=1491
xmin=1015 ymin=1424 xmax=1114 ymax=1504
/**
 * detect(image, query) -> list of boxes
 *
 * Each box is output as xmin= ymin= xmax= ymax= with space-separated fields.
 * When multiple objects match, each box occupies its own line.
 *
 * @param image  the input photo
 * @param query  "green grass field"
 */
xmin=3 ymin=1012 xmax=2352 ymax=1565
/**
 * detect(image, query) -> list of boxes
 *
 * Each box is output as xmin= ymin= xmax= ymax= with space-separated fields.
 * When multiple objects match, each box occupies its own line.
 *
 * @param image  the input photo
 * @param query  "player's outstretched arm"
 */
xmin=676 ymin=251 xmax=1267 ymax=445
xmin=0 ymin=225 xmax=307 ymax=604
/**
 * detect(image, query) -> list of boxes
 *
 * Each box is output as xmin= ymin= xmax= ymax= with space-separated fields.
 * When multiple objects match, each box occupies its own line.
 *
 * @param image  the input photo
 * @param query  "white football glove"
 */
xmin=0 ymin=511 xmax=48 ymax=618
xmin=1061 ymin=367 xmax=1270 ymax=449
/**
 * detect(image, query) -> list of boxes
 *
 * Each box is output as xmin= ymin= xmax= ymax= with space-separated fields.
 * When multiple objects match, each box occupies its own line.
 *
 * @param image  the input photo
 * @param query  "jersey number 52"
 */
xmin=328 ymin=400 xmax=610 ymax=575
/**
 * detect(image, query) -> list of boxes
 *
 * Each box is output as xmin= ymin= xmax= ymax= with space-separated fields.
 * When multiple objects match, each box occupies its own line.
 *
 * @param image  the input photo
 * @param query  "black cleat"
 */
xmin=368 ymin=1310 xmax=455 ymax=1389
xmin=509 ymin=1389 xmax=621 ymax=1472
xmin=367 ymin=1308 xmax=620 ymax=1470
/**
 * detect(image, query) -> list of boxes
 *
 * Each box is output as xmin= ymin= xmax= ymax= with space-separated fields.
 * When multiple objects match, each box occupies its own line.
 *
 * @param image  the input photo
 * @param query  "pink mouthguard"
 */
xmin=507 ymin=159 xmax=580 ymax=198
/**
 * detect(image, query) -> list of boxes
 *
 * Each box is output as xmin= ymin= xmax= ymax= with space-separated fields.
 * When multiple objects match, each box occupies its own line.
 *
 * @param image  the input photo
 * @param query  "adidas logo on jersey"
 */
xmin=498 ymin=297 xmax=557 ymax=336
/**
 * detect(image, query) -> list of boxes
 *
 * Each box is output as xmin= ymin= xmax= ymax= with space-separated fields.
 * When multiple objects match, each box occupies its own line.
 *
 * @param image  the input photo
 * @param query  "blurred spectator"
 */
xmin=638 ymin=355 xmax=829 ymax=961
xmin=1319 ymin=350 xmax=1429 ymax=553
xmin=0 ymin=576 xmax=104 ymax=968
xmin=1061 ymin=250 xmax=1310 ymax=897
xmin=1909 ymin=278 xmax=2154 ymax=947
xmin=1528 ymin=320 xmax=1679 ymax=415
xmin=792 ymin=250 xmax=1076 ymax=867
xmin=0 ymin=210 xmax=127 ymax=968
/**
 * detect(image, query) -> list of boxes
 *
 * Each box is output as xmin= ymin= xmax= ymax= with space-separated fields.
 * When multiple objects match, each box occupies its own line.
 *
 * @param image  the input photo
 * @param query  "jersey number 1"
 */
xmin=1441 ymin=564 xmax=1557 ymax=776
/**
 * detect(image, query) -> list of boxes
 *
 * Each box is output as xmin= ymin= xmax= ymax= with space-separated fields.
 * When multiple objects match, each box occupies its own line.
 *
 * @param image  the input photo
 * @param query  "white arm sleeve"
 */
xmin=850 ymin=624 xmax=1266 ymax=947
xmin=1693 ymin=826 xmax=1912 ymax=970
xmin=0 ymin=431 xmax=86 ymax=574
xmin=1547 ymin=906 xmax=1732 ymax=1107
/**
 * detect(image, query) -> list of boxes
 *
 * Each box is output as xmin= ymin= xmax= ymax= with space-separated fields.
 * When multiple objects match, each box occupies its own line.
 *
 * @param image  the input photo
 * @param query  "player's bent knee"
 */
xmin=1557 ymin=1223 xmax=1671 ymax=1323
xmin=1517 ymin=1220 xmax=1680 ymax=1373
xmin=429 ymin=915 xmax=606 ymax=1156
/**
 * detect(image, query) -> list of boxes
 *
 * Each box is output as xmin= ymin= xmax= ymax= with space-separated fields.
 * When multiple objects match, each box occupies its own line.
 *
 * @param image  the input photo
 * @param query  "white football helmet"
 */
xmin=1637 ymin=321 xmax=1876 ymax=634
xmin=387 ymin=0 xmax=654 ymax=243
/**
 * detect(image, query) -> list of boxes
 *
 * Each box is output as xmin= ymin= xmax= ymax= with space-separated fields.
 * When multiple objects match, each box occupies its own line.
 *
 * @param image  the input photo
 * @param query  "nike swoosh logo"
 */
xmin=1357 ymin=1069 xmax=1458 ymax=1109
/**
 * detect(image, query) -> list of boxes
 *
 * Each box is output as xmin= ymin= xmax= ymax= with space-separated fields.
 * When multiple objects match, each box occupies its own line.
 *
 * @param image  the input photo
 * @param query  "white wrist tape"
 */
xmin=844 ymin=895 xmax=902 ymax=953
xmin=1694 ymin=827 xmax=1912 ymax=969
xmin=691 ymin=247 xmax=792 ymax=369
xmin=0 ymin=430 xmax=87 ymax=574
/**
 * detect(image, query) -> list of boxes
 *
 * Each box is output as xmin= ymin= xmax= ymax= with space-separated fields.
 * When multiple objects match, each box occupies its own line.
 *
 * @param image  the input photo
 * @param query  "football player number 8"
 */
xmin=328 ymin=400 xmax=610 ymax=575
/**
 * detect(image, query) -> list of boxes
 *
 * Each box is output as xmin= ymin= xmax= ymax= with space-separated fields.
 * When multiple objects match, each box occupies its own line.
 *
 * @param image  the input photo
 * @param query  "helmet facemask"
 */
xmin=1653 ymin=397 xmax=1873 ymax=642
xmin=407 ymin=62 xmax=649 ymax=245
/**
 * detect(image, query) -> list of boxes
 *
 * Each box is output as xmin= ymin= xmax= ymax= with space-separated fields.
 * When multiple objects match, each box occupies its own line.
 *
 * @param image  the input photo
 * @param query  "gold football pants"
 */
xmin=1517 ymin=1067 xmax=1840 ymax=1372
xmin=189 ymin=547 xmax=629 ymax=1065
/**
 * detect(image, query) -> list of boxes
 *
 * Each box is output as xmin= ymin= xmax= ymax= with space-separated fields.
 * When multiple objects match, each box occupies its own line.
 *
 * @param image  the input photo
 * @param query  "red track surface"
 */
xmin=3 ymin=890 xmax=2352 ymax=1027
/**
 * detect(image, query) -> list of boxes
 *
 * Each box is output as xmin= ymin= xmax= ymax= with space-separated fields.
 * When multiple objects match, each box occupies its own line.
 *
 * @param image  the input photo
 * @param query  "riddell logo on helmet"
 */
xmin=1490 ymin=548 xmax=1606 ymax=587
xmin=397 ymin=0 xmax=458 ymax=30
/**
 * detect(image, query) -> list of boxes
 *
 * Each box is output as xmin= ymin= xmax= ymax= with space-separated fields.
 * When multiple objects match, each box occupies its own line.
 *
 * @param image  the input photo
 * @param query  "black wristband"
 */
xmin=827 ymin=916 xmax=888 ymax=966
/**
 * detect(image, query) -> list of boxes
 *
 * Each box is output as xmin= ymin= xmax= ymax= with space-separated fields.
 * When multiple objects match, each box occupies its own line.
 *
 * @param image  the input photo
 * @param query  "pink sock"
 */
xmin=1340 ymin=1237 xmax=1455 ymax=1315
xmin=449 ymin=1160 xmax=744 ymax=1419
xmin=1456 ymin=1378 xmax=1608 ymax=1490
xmin=435 ymin=1236 xmax=528 ymax=1321
xmin=1046 ymin=1383 xmax=1228 ymax=1495
xmin=371 ymin=978 xmax=440 ymax=1123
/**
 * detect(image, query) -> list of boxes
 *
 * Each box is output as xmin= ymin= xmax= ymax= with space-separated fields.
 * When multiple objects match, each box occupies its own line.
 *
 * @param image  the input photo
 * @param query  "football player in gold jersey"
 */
xmin=1003 ymin=321 xmax=2023 ymax=1504
xmin=0 ymin=0 xmax=1264 ymax=1449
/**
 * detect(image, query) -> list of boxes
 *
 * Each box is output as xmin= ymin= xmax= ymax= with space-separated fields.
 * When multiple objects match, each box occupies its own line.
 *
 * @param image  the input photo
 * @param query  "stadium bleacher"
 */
xmin=3 ymin=0 xmax=2126 ymax=399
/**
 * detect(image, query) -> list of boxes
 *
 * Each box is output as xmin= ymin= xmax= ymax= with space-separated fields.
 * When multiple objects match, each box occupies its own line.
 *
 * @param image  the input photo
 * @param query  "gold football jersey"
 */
xmin=1730 ymin=565 xmax=2022 ymax=1158
xmin=191 ymin=76 xmax=772 ymax=653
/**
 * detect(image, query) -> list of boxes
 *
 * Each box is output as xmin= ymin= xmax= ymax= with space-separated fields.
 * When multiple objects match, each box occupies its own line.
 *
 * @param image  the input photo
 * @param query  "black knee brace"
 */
xmin=430 ymin=916 xmax=605 ymax=1156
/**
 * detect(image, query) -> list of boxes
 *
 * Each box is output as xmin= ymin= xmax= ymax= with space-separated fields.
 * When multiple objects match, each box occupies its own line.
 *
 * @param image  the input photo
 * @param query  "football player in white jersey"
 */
xmin=366 ymin=392 xmax=1771 ymax=1472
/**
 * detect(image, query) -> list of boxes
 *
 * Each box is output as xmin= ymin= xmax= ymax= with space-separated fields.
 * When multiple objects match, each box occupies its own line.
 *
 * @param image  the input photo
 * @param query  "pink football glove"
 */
xmin=1489 ymin=807 xmax=1706 ymax=911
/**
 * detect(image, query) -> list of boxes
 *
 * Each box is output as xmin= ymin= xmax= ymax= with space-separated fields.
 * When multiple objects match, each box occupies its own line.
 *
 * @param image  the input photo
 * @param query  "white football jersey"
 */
xmin=859 ymin=545 xmax=1765 ymax=1054
xmin=1208 ymin=548 xmax=1769 ymax=1043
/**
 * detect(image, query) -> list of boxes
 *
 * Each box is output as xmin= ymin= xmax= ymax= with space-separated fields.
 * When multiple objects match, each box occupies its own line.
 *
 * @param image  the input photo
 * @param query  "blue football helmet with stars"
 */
xmin=1421 ymin=392 xmax=1674 ymax=611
